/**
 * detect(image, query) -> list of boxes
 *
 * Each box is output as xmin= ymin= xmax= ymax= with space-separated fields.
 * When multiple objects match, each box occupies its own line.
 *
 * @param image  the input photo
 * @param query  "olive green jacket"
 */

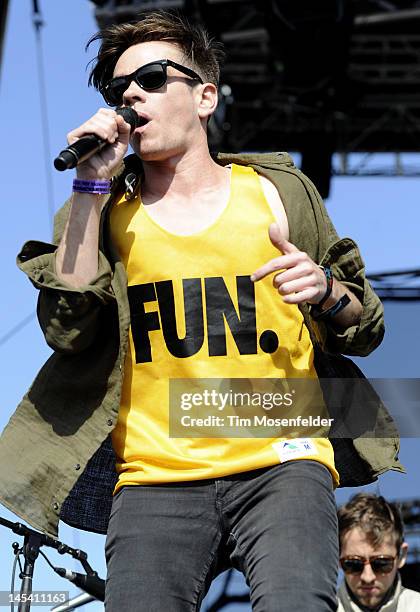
xmin=0 ymin=152 xmax=404 ymax=538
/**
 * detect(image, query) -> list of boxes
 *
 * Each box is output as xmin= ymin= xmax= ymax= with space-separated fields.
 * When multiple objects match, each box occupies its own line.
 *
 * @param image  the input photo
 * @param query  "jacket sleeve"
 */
xmin=17 ymin=212 xmax=115 ymax=355
xmin=317 ymin=236 xmax=385 ymax=356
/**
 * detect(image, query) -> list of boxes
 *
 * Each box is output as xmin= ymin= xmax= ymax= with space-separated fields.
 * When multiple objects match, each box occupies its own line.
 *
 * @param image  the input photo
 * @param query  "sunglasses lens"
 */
xmin=371 ymin=558 xmax=394 ymax=574
xmin=137 ymin=65 xmax=166 ymax=90
xmin=104 ymin=79 xmax=128 ymax=106
xmin=342 ymin=560 xmax=364 ymax=574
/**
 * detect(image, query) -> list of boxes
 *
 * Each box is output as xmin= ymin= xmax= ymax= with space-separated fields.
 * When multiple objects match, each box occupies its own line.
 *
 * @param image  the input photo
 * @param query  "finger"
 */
xmin=251 ymin=253 xmax=303 ymax=282
xmin=268 ymin=223 xmax=299 ymax=255
xmin=277 ymin=275 xmax=316 ymax=296
xmin=282 ymin=287 xmax=319 ymax=304
xmin=67 ymin=123 xmax=117 ymax=146
xmin=116 ymin=113 xmax=132 ymax=134
xmin=67 ymin=109 xmax=119 ymax=145
xmin=272 ymin=261 xmax=316 ymax=288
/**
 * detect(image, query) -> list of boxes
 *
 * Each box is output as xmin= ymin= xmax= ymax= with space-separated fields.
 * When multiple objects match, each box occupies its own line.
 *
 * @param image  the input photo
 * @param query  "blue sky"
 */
xmin=0 ymin=1 xmax=419 ymax=610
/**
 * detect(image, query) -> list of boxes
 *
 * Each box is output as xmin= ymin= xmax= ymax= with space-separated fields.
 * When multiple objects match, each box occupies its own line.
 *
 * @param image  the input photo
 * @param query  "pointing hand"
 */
xmin=250 ymin=223 xmax=328 ymax=305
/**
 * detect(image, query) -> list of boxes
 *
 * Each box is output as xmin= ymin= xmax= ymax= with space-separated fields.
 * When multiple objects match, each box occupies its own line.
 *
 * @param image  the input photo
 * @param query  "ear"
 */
xmin=196 ymin=83 xmax=218 ymax=120
xmin=397 ymin=542 xmax=409 ymax=569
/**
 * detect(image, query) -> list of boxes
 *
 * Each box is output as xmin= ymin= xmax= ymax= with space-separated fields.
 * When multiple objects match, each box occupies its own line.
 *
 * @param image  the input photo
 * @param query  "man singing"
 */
xmin=0 ymin=10 xmax=402 ymax=611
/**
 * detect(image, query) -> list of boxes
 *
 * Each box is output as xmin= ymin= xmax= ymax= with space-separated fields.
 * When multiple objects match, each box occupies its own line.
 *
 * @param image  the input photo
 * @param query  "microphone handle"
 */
xmin=54 ymin=134 xmax=106 ymax=171
xmin=68 ymin=572 xmax=105 ymax=602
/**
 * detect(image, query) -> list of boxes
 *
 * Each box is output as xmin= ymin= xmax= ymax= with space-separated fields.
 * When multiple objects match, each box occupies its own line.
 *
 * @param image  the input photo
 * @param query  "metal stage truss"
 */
xmin=368 ymin=268 xmax=420 ymax=301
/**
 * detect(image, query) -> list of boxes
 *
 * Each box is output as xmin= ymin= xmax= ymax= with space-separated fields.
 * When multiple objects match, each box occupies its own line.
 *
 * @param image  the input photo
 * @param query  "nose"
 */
xmin=122 ymin=79 xmax=146 ymax=105
xmin=360 ymin=563 xmax=376 ymax=583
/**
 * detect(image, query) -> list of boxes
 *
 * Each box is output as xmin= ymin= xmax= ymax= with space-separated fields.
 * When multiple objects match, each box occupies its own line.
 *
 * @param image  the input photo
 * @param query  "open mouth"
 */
xmin=137 ymin=115 xmax=150 ymax=127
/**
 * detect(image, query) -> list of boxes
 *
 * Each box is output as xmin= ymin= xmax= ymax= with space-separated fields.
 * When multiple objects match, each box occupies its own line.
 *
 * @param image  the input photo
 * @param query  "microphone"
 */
xmin=54 ymin=107 xmax=139 ymax=171
xmin=54 ymin=567 xmax=105 ymax=602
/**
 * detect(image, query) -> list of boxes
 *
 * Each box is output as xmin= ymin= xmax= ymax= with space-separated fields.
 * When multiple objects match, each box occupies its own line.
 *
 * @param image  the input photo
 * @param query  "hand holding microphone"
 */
xmin=54 ymin=107 xmax=139 ymax=177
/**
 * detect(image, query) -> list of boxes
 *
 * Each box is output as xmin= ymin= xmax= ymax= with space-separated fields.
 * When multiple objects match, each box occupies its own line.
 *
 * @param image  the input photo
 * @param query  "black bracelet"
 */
xmin=316 ymin=266 xmax=334 ymax=309
xmin=311 ymin=293 xmax=351 ymax=321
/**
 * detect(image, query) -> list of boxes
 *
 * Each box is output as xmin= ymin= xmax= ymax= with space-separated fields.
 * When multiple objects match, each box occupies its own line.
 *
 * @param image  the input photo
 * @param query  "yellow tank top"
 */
xmin=110 ymin=164 xmax=338 ymax=491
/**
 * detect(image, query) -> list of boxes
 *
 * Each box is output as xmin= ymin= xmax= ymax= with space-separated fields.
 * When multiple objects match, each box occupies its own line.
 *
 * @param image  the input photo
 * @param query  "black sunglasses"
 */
xmin=102 ymin=59 xmax=204 ymax=106
xmin=340 ymin=555 xmax=397 ymax=575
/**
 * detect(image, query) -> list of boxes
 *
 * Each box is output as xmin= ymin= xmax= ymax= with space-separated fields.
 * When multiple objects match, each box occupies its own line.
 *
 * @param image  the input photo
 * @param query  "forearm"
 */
xmin=55 ymin=192 xmax=107 ymax=287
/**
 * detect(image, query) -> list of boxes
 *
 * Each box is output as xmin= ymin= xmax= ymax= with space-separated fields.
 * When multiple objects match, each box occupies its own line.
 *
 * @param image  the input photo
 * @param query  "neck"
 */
xmin=141 ymin=146 xmax=226 ymax=204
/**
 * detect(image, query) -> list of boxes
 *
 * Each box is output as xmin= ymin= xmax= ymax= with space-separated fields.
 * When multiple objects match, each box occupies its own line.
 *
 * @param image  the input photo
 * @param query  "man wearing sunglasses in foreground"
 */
xmin=0 ymin=8 xmax=402 ymax=612
xmin=337 ymin=494 xmax=420 ymax=611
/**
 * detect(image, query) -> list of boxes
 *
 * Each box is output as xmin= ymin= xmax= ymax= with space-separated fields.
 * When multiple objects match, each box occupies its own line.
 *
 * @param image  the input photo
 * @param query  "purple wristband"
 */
xmin=72 ymin=178 xmax=112 ymax=195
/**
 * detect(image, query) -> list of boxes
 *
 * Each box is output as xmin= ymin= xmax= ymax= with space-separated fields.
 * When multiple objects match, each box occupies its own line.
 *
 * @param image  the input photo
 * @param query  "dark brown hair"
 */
xmin=87 ymin=9 xmax=224 ymax=94
xmin=338 ymin=493 xmax=404 ymax=552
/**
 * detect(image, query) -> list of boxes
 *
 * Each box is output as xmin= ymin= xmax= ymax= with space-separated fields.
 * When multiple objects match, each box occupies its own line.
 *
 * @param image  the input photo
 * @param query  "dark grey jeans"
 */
xmin=105 ymin=460 xmax=338 ymax=611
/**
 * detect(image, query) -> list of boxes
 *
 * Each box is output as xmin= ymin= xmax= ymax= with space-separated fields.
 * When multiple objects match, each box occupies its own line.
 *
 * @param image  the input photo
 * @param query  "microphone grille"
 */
xmin=116 ymin=106 xmax=140 ymax=131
